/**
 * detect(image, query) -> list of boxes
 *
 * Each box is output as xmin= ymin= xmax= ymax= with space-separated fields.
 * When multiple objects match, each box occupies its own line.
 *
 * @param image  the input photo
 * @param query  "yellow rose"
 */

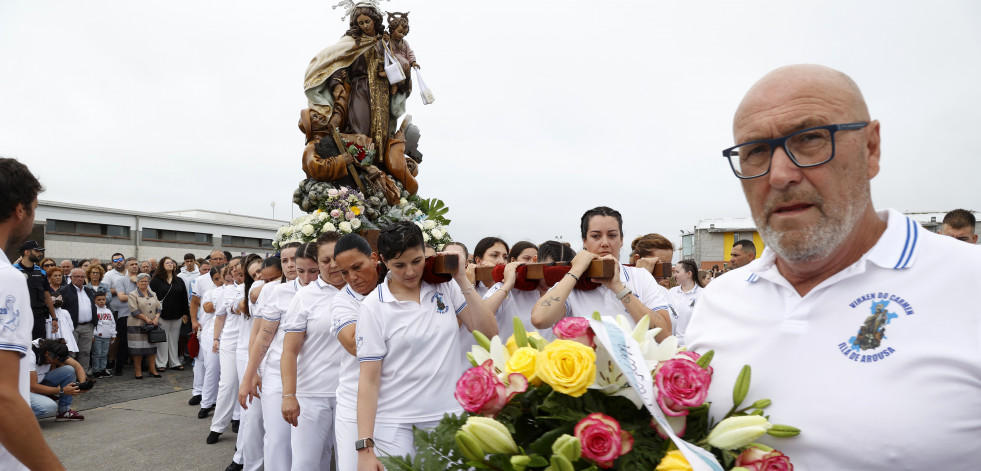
xmin=506 ymin=347 xmax=542 ymax=386
xmin=535 ymin=340 xmax=596 ymax=397
xmin=655 ymin=450 xmax=692 ymax=471
xmin=351 ymin=205 xmax=362 ymax=216
xmin=507 ymin=332 xmax=544 ymax=355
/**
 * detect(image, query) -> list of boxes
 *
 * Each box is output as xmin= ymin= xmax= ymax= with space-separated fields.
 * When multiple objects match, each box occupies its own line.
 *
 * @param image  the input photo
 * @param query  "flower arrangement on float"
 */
xmin=279 ymin=182 xmax=453 ymax=249
xmin=379 ymin=315 xmax=799 ymax=471
xmin=274 ymin=186 xmax=370 ymax=248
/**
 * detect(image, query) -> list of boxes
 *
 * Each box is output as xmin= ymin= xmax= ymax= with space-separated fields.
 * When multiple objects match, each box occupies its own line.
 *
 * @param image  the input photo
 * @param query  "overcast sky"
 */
xmin=2 ymin=1 xmax=979 ymax=258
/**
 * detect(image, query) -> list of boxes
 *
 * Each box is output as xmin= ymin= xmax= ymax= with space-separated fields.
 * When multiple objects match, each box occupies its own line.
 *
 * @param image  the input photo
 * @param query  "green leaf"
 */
xmin=732 ymin=365 xmax=751 ymax=410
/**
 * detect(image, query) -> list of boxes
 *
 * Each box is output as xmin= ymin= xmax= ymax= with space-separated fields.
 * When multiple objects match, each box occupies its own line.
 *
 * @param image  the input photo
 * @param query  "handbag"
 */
xmin=187 ymin=331 xmax=200 ymax=358
xmin=147 ymin=326 xmax=167 ymax=344
xmin=415 ymin=68 xmax=435 ymax=105
xmin=383 ymin=41 xmax=406 ymax=85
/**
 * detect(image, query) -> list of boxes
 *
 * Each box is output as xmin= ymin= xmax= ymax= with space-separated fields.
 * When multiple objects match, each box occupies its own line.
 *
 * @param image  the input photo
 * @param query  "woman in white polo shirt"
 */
xmin=530 ymin=206 xmax=673 ymax=341
xmin=258 ymin=242 xmax=322 ymax=470
xmin=356 ymin=221 xmax=498 ymax=470
xmin=668 ymin=259 xmax=703 ymax=347
xmin=280 ymin=233 xmax=346 ymax=470
xmin=329 ymin=233 xmax=383 ymax=471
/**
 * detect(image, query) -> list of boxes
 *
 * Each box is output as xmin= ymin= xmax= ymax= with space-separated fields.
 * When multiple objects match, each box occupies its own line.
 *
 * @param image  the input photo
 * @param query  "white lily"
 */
xmin=591 ymin=314 xmax=685 ymax=408
xmin=469 ymin=334 xmax=511 ymax=382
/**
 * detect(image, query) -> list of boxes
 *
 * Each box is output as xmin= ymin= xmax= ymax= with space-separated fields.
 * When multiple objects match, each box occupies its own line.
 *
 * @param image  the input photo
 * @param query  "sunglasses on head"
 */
xmin=43 ymin=263 xmax=56 ymax=267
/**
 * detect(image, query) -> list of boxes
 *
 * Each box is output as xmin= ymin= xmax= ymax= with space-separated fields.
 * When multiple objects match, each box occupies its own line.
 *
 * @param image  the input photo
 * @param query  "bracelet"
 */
xmin=565 ymin=272 xmax=580 ymax=282
xmin=460 ymin=284 xmax=475 ymax=295
xmin=616 ymin=286 xmax=633 ymax=301
xmin=282 ymin=394 xmax=295 ymax=398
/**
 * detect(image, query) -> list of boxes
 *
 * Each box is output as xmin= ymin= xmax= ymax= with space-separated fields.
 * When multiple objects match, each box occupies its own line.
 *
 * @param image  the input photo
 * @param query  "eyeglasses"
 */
xmin=112 ymin=258 xmax=125 ymax=262
xmin=722 ymin=122 xmax=869 ymax=179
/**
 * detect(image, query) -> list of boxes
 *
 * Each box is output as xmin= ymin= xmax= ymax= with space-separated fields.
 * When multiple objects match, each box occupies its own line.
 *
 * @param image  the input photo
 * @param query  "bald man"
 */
xmin=687 ymin=65 xmax=981 ymax=469
xmin=58 ymin=269 xmax=97 ymax=372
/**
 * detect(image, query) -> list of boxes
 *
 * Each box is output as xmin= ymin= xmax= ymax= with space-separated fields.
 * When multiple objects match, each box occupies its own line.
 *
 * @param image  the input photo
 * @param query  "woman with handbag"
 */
xmin=150 ymin=256 xmax=190 ymax=372
xmin=127 ymin=272 xmax=162 ymax=379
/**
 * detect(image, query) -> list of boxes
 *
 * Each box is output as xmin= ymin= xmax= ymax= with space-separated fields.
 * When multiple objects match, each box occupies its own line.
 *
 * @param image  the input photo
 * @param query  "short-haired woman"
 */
xmin=85 ymin=263 xmax=112 ymax=305
xmin=356 ymin=221 xmax=497 ymax=469
xmin=127 ymin=273 xmax=162 ymax=379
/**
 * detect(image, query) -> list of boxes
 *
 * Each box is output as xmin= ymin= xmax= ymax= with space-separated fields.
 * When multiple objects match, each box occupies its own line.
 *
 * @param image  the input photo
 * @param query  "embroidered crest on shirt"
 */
xmin=432 ymin=292 xmax=448 ymax=314
xmin=837 ymin=293 xmax=914 ymax=363
xmin=1 ymin=295 xmax=20 ymax=332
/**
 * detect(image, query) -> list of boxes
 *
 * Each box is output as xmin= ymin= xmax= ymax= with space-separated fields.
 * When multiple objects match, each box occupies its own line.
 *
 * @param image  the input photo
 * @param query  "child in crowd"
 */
xmin=47 ymin=295 xmax=79 ymax=353
xmin=91 ymin=292 xmax=116 ymax=378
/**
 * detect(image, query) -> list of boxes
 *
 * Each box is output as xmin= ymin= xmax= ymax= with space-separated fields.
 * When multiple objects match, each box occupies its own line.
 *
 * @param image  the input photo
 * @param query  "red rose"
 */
xmin=654 ymin=357 xmax=712 ymax=417
xmin=574 ymin=413 xmax=633 ymax=468
xmin=735 ymin=447 xmax=794 ymax=471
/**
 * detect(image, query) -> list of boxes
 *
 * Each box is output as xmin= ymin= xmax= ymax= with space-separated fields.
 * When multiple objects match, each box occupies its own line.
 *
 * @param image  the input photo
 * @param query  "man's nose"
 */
xmin=767 ymin=145 xmax=803 ymax=189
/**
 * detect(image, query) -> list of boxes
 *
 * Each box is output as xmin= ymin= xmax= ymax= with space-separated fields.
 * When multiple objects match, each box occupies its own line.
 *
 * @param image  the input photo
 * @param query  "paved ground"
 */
xmin=40 ymin=362 xmax=239 ymax=470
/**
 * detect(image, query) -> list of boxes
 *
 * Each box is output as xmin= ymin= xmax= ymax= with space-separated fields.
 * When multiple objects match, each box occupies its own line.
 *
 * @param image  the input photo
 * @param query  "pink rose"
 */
xmin=654 ymin=357 xmax=712 ymax=417
xmin=327 ymin=188 xmax=339 ymax=197
xmin=330 ymin=209 xmax=341 ymax=218
xmin=339 ymin=187 xmax=349 ymax=196
xmin=574 ymin=413 xmax=633 ymax=468
xmin=454 ymin=360 xmax=528 ymax=417
xmin=735 ymin=447 xmax=794 ymax=471
xmin=677 ymin=351 xmax=701 ymax=362
xmin=345 ymin=211 xmax=355 ymax=221
xmin=552 ymin=317 xmax=595 ymax=348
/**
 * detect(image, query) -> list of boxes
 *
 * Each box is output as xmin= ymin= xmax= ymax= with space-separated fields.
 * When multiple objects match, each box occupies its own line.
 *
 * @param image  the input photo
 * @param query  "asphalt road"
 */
xmin=40 ymin=361 xmax=239 ymax=470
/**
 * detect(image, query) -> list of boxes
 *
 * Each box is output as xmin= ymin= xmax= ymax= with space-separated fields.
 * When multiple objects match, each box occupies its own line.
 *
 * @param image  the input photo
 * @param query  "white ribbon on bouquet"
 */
xmin=589 ymin=317 xmax=723 ymax=471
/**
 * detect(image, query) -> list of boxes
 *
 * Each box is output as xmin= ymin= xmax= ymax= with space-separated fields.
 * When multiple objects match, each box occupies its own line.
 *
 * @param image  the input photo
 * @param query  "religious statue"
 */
xmin=293 ymin=0 xmax=428 ymax=221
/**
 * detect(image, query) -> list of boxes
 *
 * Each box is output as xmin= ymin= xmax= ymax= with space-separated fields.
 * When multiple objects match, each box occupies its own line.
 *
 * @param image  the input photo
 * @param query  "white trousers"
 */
xmin=336 ymin=419 xmax=440 ymax=471
xmin=261 ymin=378 xmax=292 ymax=471
xmin=334 ymin=416 xmax=358 ymax=471
xmin=197 ymin=329 xmax=220 ymax=408
xmin=155 ymin=318 xmax=182 ymax=368
xmin=211 ymin=344 xmax=241 ymax=432
xmin=292 ymin=396 xmax=335 ymax=470
xmin=234 ymin=353 xmax=264 ymax=471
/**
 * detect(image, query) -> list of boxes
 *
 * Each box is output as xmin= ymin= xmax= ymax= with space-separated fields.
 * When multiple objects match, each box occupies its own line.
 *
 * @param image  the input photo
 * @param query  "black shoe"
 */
xmin=231 ymin=419 xmax=239 ymax=433
xmin=106 ymin=361 xmax=115 ymax=370
xmin=225 ymin=462 xmax=244 ymax=471
xmin=198 ymin=406 xmax=215 ymax=419
xmin=206 ymin=431 xmax=222 ymax=444
xmin=188 ymin=395 xmax=202 ymax=406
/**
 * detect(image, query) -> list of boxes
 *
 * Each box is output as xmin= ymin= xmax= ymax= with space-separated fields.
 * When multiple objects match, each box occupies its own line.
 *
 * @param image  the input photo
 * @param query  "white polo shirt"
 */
xmin=217 ymin=283 xmax=244 ymax=346
xmin=280 ymin=277 xmax=342 ymax=398
xmin=259 ymin=278 xmax=307 ymax=390
xmin=0 ymin=251 xmax=32 ymax=471
xmin=686 ymin=209 xmax=981 ymax=470
xmin=484 ymin=284 xmax=555 ymax=342
xmin=356 ymin=279 xmax=466 ymax=423
xmin=667 ymin=284 xmax=701 ymax=346
xmin=331 ymin=284 xmax=365 ymax=421
xmin=198 ymin=285 xmax=222 ymax=337
xmin=561 ymin=265 xmax=673 ymax=328
xmin=236 ymin=280 xmax=266 ymax=358
xmin=250 ymin=279 xmax=280 ymax=375
xmin=191 ymin=273 xmax=217 ymax=318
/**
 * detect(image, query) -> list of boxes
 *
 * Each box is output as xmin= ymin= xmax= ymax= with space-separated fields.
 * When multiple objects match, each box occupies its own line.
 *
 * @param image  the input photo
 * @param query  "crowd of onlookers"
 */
xmin=11 ymin=243 xmax=232 ymax=422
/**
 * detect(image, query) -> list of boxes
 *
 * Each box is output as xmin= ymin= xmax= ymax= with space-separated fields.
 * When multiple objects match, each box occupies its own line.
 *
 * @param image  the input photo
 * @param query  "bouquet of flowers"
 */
xmin=379 ymin=315 xmax=799 ymax=471
xmin=274 ymin=186 xmax=370 ymax=248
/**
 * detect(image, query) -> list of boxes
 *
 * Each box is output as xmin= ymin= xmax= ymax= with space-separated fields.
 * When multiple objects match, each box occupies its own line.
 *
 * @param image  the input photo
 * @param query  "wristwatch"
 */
xmin=355 ymin=437 xmax=375 ymax=451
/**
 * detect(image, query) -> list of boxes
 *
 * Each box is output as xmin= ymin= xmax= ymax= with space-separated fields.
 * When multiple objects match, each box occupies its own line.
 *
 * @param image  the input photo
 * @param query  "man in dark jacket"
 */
xmin=59 ymin=268 xmax=97 ymax=373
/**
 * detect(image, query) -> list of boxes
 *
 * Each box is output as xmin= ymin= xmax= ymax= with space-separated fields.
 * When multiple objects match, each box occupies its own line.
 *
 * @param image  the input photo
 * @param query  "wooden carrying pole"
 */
xmin=472 ymin=259 xmax=617 ymax=285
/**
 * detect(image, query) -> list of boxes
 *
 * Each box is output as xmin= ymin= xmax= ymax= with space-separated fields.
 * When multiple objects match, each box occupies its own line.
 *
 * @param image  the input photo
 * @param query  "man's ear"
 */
xmin=865 ymin=120 xmax=881 ymax=179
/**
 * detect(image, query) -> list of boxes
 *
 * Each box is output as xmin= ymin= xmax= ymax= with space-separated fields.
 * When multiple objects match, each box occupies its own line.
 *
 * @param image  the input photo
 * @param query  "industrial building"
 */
xmin=5 ymin=200 xmax=287 ymax=263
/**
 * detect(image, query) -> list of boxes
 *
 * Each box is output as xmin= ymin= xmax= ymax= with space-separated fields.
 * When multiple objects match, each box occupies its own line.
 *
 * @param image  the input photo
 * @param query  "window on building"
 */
xmin=46 ymin=219 xmax=130 ymax=238
xmin=682 ymin=234 xmax=694 ymax=258
xmin=142 ymin=227 xmax=212 ymax=245
xmin=222 ymin=235 xmax=274 ymax=249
